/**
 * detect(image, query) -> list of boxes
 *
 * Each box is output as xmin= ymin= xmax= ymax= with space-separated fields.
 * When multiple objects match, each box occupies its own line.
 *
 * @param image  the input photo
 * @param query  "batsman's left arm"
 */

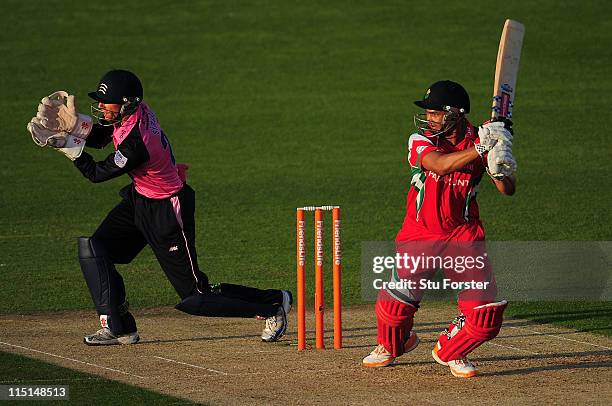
xmin=493 ymin=175 xmax=516 ymax=196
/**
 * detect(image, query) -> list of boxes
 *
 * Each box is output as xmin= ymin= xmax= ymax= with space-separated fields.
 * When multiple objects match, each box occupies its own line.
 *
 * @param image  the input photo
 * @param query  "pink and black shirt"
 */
xmin=74 ymin=103 xmax=183 ymax=199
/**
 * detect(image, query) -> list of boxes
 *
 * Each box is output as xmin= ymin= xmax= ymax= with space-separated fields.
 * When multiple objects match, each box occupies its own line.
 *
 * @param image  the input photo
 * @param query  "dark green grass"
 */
xmin=0 ymin=351 xmax=195 ymax=405
xmin=505 ymin=301 xmax=612 ymax=336
xmin=1 ymin=0 xmax=610 ymax=339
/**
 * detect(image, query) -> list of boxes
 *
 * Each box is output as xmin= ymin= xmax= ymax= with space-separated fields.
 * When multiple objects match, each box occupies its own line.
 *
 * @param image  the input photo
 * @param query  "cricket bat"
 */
xmin=491 ymin=19 xmax=525 ymax=119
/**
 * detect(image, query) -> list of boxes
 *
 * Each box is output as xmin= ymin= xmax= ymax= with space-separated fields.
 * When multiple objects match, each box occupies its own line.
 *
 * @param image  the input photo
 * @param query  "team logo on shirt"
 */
xmin=114 ymin=150 xmax=128 ymax=168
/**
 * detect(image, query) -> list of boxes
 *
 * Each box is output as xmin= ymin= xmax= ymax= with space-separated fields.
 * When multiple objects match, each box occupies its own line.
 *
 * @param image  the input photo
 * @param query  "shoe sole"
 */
xmin=450 ymin=368 xmax=479 ymax=378
xmin=84 ymin=333 xmax=140 ymax=346
xmin=118 ymin=334 xmax=140 ymax=345
xmin=362 ymin=357 xmax=396 ymax=368
xmin=361 ymin=358 xmax=395 ymax=368
xmin=431 ymin=344 xmax=448 ymax=366
xmin=432 ymin=343 xmax=479 ymax=378
xmin=261 ymin=335 xmax=283 ymax=343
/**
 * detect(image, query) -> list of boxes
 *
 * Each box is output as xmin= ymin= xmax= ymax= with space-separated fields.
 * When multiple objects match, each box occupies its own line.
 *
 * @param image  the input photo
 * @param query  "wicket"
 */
xmin=296 ymin=206 xmax=342 ymax=350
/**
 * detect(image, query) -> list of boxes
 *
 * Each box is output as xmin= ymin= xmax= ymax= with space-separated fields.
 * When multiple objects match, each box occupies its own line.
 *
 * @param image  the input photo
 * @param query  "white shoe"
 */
xmin=447 ymin=358 xmax=479 ymax=378
xmin=431 ymin=341 xmax=448 ymax=366
xmin=362 ymin=331 xmax=420 ymax=368
xmin=261 ymin=291 xmax=292 ymax=342
xmin=432 ymin=342 xmax=479 ymax=378
xmin=83 ymin=327 xmax=139 ymax=346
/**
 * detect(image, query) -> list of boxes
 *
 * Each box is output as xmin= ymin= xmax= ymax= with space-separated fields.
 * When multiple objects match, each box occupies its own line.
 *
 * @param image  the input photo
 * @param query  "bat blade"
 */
xmin=491 ymin=19 xmax=525 ymax=119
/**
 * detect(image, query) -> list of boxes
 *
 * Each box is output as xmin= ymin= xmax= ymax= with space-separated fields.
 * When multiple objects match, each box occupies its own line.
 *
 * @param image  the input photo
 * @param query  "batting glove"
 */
xmin=475 ymin=121 xmax=513 ymax=156
xmin=487 ymin=142 xmax=517 ymax=180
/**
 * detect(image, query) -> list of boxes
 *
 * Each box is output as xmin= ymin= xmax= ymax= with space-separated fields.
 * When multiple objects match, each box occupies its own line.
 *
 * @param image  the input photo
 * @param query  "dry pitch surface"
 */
xmin=1 ymin=304 xmax=611 ymax=405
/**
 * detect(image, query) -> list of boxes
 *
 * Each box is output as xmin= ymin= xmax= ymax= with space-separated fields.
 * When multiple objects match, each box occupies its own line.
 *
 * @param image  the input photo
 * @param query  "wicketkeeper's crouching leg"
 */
xmin=175 ymin=288 xmax=281 ymax=319
xmin=174 ymin=284 xmax=293 ymax=343
xmin=432 ymin=300 xmax=508 ymax=378
xmin=78 ymin=237 xmax=139 ymax=345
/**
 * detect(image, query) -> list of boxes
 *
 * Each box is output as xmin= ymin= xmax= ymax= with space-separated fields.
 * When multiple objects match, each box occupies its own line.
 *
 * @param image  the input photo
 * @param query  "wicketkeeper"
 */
xmin=27 ymin=70 xmax=292 ymax=345
xmin=362 ymin=80 xmax=517 ymax=377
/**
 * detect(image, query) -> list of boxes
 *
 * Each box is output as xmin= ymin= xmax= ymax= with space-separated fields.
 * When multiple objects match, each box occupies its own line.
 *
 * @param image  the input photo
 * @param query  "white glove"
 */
xmin=27 ymin=117 xmax=86 ymax=160
xmin=487 ymin=142 xmax=517 ymax=180
xmin=475 ymin=121 xmax=513 ymax=156
xmin=36 ymin=91 xmax=93 ymax=138
xmin=28 ymin=116 xmax=58 ymax=147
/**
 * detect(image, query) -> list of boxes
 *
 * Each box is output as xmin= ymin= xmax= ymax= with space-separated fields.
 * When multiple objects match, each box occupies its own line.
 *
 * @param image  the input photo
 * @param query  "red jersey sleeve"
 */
xmin=408 ymin=133 xmax=437 ymax=168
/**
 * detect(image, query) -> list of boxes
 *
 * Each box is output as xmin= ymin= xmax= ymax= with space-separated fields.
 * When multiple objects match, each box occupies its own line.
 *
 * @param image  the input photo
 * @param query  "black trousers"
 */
xmin=89 ymin=184 xmax=282 ymax=320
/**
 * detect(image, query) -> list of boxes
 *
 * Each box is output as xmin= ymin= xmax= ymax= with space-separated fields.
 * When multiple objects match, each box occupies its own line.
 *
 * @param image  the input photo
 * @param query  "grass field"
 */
xmin=0 ymin=351 xmax=192 ymax=404
xmin=1 ymin=0 xmax=610 ymax=403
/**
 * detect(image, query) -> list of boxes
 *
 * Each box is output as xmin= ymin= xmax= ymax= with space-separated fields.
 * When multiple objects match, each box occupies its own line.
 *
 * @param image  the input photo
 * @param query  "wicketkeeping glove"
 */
xmin=27 ymin=117 xmax=86 ymax=160
xmin=474 ymin=121 xmax=513 ymax=156
xmin=36 ymin=91 xmax=93 ymax=139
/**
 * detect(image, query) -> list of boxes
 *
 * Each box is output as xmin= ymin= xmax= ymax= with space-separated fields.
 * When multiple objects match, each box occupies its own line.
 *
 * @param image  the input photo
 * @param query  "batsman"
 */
xmin=362 ymin=80 xmax=517 ymax=377
xmin=27 ymin=70 xmax=292 ymax=345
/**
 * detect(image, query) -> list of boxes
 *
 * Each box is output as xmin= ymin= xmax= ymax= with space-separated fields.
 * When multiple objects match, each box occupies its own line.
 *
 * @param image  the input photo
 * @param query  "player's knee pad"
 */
xmin=375 ymin=298 xmax=419 ymax=357
xmin=79 ymin=237 xmax=118 ymax=315
xmin=436 ymin=300 xmax=507 ymax=362
xmin=78 ymin=237 xmax=131 ymax=333
xmin=464 ymin=301 xmax=508 ymax=341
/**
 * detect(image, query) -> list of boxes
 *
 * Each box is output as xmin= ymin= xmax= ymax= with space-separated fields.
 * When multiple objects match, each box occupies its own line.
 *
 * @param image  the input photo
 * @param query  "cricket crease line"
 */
xmin=487 ymin=342 xmax=539 ymax=355
xmin=0 ymin=377 xmax=103 ymax=383
xmin=152 ymin=357 xmax=343 ymax=379
xmin=506 ymin=326 xmax=612 ymax=350
xmin=153 ymin=356 xmax=228 ymax=375
xmin=0 ymin=341 xmax=145 ymax=379
xmin=186 ymin=369 xmax=351 ymax=384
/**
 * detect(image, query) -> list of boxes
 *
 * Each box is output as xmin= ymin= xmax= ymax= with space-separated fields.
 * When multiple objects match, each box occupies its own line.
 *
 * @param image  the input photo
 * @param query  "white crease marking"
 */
xmin=154 ymin=356 xmax=228 ymax=375
xmin=506 ymin=326 xmax=612 ymax=350
xmin=488 ymin=342 xmax=539 ymax=355
xmin=0 ymin=341 xmax=145 ymax=379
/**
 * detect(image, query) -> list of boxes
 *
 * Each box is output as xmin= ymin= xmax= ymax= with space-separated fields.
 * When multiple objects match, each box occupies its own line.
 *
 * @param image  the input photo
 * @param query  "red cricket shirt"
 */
xmin=397 ymin=123 xmax=486 ymax=240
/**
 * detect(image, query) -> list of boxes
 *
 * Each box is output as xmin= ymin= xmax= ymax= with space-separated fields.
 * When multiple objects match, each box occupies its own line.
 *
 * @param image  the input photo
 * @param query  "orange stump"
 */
xmin=296 ymin=205 xmax=342 ymax=351
xmin=314 ymin=208 xmax=325 ymax=349
xmin=296 ymin=209 xmax=306 ymax=351
xmin=332 ymin=207 xmax=342 ymax=349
